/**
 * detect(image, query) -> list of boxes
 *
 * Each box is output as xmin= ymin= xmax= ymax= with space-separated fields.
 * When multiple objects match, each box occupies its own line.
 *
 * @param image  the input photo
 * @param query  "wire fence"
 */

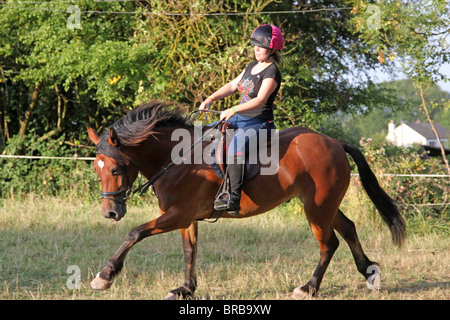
xmin=0 ymin=1 xmax=353 ymax=16
xmin=0 ymin=154 xmax=95 ymax=161
xmin=1 ymin=153 xmax=449 ymax=178
xmin=1 ymin=153 xmax=449 ymax=175
xmin=1 ymin=154 xmax=448 ymax=208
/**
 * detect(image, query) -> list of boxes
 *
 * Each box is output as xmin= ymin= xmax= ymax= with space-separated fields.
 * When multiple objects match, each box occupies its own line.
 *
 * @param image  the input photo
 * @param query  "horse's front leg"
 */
xmin=164 ymin=221 xmax=198 ymax=300
xmin=91 ymin=210 xmax=187 ymax=290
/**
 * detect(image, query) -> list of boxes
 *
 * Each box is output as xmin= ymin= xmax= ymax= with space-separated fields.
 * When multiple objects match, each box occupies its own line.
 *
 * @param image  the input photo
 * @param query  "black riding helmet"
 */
xmin=248 ymin=24 xmax=284 ymax=51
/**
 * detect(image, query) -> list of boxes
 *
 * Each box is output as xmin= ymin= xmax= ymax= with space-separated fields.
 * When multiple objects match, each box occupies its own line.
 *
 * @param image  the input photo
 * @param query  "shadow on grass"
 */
xmin=3 ymin=201 xmax=447 ymax=300
xmin=0 ymin=212 xmax=315 ymax=298
xmin=385 ymin=281 xmax=449 ymax=294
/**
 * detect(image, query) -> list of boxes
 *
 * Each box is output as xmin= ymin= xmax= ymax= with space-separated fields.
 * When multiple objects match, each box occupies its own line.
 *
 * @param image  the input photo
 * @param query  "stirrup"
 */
xmin=214 ymin=191 xmax=230 ymax=210
xmin=214 ymin=191 xmax=240 ymax=216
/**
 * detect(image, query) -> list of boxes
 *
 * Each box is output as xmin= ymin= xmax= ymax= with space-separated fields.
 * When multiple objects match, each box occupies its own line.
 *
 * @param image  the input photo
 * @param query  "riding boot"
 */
xmin=214 ymin=158 xmax=245 ymax=215
xmin=227 ymin=161 xmax=245 ymax=214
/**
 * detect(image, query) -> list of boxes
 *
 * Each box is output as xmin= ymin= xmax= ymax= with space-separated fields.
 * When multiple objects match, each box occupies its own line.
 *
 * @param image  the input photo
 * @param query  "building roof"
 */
xmin=405 ymin=122 xmax=449 ymax=140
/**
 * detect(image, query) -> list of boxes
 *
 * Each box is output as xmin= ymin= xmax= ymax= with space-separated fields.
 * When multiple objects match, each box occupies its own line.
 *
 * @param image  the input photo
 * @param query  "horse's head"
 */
xmin=88 ymin=127 xmax=139 ymax=221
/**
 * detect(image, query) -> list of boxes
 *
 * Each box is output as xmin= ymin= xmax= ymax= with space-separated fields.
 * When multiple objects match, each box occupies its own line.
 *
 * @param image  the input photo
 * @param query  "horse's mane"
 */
xmin=110 ymin=100 xmax=191 ymax=147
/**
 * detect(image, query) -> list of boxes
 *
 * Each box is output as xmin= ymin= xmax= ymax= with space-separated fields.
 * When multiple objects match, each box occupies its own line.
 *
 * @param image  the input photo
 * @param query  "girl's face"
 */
xmin=254 ymin=45 xmax=271 ymax=62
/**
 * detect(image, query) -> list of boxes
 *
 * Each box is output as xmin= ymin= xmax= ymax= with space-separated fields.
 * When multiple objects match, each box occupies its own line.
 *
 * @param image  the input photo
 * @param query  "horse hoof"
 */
xmin=90 ymin=273 xmax=113 ymax=290
xmin=163 ymin=292 xmax=179 ymax=300
xmin=290 ymin=287 xmax=313 ymax=299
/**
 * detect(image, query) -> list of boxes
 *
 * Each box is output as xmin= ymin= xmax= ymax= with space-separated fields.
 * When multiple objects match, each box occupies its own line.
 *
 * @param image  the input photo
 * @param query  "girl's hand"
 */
xmin=199 ymin=97 xmax=213 ymax=110
xmin=220 ymin=108 xmax=236 ymax=121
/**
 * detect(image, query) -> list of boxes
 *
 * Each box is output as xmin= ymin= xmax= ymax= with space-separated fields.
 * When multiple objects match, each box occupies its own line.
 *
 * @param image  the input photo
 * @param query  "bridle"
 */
xmin=96 ymin=109 xmax=223 ymax=206
xmin=99 ymin=162 xmax=135 ymax=205
xmin=95 ymin=138 xmax=139 ymax=206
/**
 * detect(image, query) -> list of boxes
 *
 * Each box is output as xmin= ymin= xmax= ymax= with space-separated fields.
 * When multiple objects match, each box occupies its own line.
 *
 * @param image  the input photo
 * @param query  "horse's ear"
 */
xmin=108 ymin=127 xmax=120 ymax=147
xmin=87 ymin=127 xmax=100 ymax=145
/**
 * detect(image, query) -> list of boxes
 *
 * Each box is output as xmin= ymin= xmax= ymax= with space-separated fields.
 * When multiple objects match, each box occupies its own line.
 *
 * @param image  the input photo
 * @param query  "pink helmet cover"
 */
xmin=250 ymin=24 xmax=284 ymax=51
xmin=269 ymin=25 xmax=284 ymax=51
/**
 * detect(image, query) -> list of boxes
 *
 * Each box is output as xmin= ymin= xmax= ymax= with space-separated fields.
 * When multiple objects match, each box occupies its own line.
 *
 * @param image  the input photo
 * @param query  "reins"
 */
xmin=133 ymin=109 xmax=222 ymax=196
xmin=98 ymin=109 xmax=222 ymax=200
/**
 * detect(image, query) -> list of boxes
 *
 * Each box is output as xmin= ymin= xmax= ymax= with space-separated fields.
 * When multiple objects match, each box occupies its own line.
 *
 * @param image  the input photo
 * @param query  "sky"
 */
xmin=372 ymin=63 xmax=450 ymax=94
xmin=438 ymin=63 xmax=450 ymax=93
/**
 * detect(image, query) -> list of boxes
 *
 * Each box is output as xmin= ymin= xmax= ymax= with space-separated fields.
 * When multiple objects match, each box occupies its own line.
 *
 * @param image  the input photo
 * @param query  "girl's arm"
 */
xmin=199 ymin=70 xmax=245 ymax=110
xmin=220 ymin=77 xmax=277 ymax=121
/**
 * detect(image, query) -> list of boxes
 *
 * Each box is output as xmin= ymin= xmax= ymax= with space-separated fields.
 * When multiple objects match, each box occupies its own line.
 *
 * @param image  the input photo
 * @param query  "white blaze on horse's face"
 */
xmin=97 ymin=159 xmax=105 ymax=172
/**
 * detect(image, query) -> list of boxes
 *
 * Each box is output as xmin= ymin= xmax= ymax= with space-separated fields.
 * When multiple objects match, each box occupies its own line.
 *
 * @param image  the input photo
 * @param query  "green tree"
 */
xmin=0 ymin=0 xmax=411 ymax=153
xmin=261 ymin=0 xmax=399 ymax=129
xmin=350 ymin=0 xmax=450 ymax=175
xmin=0 ymin=0 xmax=145 ymax=149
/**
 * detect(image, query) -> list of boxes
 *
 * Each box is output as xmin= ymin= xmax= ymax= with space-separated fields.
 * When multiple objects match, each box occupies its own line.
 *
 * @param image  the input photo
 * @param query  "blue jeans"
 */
xmin=225 ymin=114 xmax=276 ymax=161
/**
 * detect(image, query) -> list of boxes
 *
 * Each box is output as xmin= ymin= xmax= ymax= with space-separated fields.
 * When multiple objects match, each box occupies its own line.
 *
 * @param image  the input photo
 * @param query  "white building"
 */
xmin=386 ymin=120 xmax=449 ymax=148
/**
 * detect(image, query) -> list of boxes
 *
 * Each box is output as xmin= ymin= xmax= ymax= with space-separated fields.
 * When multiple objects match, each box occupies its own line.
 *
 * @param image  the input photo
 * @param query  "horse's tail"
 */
xmin=341 ymin=141 xmax=406 ymax=247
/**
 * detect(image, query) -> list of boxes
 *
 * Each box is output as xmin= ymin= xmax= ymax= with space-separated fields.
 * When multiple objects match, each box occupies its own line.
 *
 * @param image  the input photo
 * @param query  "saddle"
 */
xmin=209 ymin=122 xmax=260 ymax=181
xmin=199 ymin=122 xmax=273 ymax=221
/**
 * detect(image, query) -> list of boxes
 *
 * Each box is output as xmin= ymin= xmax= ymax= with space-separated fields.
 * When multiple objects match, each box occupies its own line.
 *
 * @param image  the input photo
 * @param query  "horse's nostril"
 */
xmin=106 ymin=211 xmax=119 ymax=220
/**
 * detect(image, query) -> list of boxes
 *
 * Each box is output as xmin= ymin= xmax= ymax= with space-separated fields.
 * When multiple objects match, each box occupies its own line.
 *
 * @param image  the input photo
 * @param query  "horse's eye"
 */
xmin=111 ymin=167 xmax=121 ymax=176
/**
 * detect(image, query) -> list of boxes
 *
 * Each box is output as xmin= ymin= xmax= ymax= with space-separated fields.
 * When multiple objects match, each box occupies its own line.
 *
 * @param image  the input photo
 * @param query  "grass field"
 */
xmin=0 ymin=187 xmax=448 ymax=300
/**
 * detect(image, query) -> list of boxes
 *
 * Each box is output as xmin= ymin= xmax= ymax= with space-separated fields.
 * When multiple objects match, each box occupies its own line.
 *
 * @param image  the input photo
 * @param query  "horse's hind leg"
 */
xmin=332 ymin=209 xmax=380 ymax=286
xmin=164 ymin=222 xmax=198 ymax=300
xmin=293 ymin=207 xmax=340 ymax=298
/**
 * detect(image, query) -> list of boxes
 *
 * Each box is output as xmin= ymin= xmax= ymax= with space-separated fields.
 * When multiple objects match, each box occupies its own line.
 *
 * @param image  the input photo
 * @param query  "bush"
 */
xmin=351 ymin=139 xmax=449 ymax=234
xmin=0 ymin=133 xmax=98 ymax=199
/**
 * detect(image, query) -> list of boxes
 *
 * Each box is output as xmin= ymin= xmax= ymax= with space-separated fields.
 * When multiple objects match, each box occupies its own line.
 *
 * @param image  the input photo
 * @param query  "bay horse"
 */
xmin=87 ymin=101 xmax=406 ymax=299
